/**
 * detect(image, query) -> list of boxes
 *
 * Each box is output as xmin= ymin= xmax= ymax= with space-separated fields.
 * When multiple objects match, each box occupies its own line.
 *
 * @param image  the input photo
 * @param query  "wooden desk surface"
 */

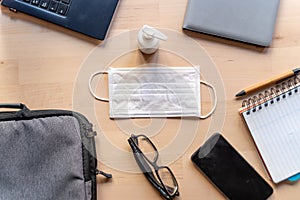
xmin=1 ymin=0 xmax=300 ymax=199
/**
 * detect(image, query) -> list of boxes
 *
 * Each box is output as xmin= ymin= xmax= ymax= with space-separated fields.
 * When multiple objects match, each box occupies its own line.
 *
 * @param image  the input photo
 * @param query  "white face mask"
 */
xmin=89 ymin=66 xmax=217 ymax=119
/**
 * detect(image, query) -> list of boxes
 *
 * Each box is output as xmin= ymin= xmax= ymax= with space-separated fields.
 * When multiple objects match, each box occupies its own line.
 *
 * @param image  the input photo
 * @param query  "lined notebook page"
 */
xmin=240 ymin=89 xmax=300 ymax=183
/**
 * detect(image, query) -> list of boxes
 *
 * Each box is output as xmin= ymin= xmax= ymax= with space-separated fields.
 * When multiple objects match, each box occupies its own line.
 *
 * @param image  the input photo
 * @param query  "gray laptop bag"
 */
xmin=0 ymin=103 xmax=111 ymax=200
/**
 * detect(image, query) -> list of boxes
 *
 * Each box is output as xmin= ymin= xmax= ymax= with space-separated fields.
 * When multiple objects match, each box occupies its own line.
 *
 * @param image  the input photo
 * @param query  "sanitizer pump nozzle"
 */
xmin=138 ymin=25 xmax=167 ymax=54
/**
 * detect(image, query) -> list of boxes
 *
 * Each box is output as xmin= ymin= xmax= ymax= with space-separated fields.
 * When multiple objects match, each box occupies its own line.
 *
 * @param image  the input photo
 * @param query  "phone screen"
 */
xmin=191 ymin=133 xmax=273 ymax=200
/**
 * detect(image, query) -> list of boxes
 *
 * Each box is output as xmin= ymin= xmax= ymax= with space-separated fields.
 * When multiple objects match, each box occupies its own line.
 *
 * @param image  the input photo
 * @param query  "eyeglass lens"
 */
xmin=135 ymin=135 xmax=158 ymax=162
xmin=157 ymin=167 xmax=178 ymax=196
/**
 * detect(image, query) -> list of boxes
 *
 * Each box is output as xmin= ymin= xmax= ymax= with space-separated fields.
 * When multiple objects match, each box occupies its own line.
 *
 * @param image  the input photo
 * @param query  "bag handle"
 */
xmin=0 ymin=103 xmax=28 ymax=110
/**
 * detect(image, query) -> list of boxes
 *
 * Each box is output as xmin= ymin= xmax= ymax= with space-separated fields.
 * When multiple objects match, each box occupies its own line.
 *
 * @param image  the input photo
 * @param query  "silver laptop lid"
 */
xmin=183 ymin=0 xmax=280 ymax=46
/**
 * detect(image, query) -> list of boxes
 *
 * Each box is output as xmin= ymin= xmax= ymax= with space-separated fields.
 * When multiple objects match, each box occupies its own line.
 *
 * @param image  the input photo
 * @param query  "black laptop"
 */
xmin=1 ymin=0 xmax=119 ymax=40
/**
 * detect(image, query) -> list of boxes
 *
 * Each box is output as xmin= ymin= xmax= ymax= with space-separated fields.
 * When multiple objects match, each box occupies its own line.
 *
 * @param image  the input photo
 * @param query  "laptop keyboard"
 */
xmin=23 ymin=0 xmax=70 ymax=16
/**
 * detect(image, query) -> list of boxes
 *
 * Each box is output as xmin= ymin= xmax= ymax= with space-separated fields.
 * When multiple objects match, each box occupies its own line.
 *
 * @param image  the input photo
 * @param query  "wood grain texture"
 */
xmin=1 ymin=0 xmax=300 ymax=199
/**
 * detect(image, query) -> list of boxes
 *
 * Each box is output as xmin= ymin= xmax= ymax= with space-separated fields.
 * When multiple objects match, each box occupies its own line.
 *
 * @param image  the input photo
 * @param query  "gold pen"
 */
xmin=236 ymin=68 xmax=300 ymax=97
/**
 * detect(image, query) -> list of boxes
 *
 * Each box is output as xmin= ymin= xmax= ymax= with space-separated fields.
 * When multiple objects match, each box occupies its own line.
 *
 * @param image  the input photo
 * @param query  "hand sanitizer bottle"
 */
xmin=138 ymin=25 xmax=167 ymax=54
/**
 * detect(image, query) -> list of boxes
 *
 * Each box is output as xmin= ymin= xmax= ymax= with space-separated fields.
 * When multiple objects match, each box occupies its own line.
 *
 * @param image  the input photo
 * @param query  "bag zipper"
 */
xmin=95 ymin=169 xmax=112 ymax=178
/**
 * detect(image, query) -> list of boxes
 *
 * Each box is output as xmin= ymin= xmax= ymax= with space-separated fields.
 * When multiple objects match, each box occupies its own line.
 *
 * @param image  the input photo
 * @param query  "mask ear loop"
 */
xmin=199 ymin=80 xmax=217 ymax=119
xmin=89 ymin=71 xmax=109 ymax=102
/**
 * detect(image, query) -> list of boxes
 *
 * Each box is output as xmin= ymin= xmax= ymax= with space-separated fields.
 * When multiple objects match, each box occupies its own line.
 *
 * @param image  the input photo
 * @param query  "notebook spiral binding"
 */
xmin=242 ymin=76 xmax=300 ymax=115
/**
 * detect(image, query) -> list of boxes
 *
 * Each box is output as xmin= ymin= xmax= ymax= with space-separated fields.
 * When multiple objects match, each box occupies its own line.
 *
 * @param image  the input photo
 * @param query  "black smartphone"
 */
xmin=191 ymin=133 xmax=273 ymax=200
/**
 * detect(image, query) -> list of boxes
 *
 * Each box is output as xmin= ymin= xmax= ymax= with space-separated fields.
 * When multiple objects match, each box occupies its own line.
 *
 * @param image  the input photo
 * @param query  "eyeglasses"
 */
xmin=128 ymin=134 xmax=179 ymax=200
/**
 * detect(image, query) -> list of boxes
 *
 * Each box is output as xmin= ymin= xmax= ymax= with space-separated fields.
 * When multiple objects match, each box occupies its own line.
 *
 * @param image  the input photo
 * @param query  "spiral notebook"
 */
xmin=239 ymin=77 xmax=300 ymax=183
